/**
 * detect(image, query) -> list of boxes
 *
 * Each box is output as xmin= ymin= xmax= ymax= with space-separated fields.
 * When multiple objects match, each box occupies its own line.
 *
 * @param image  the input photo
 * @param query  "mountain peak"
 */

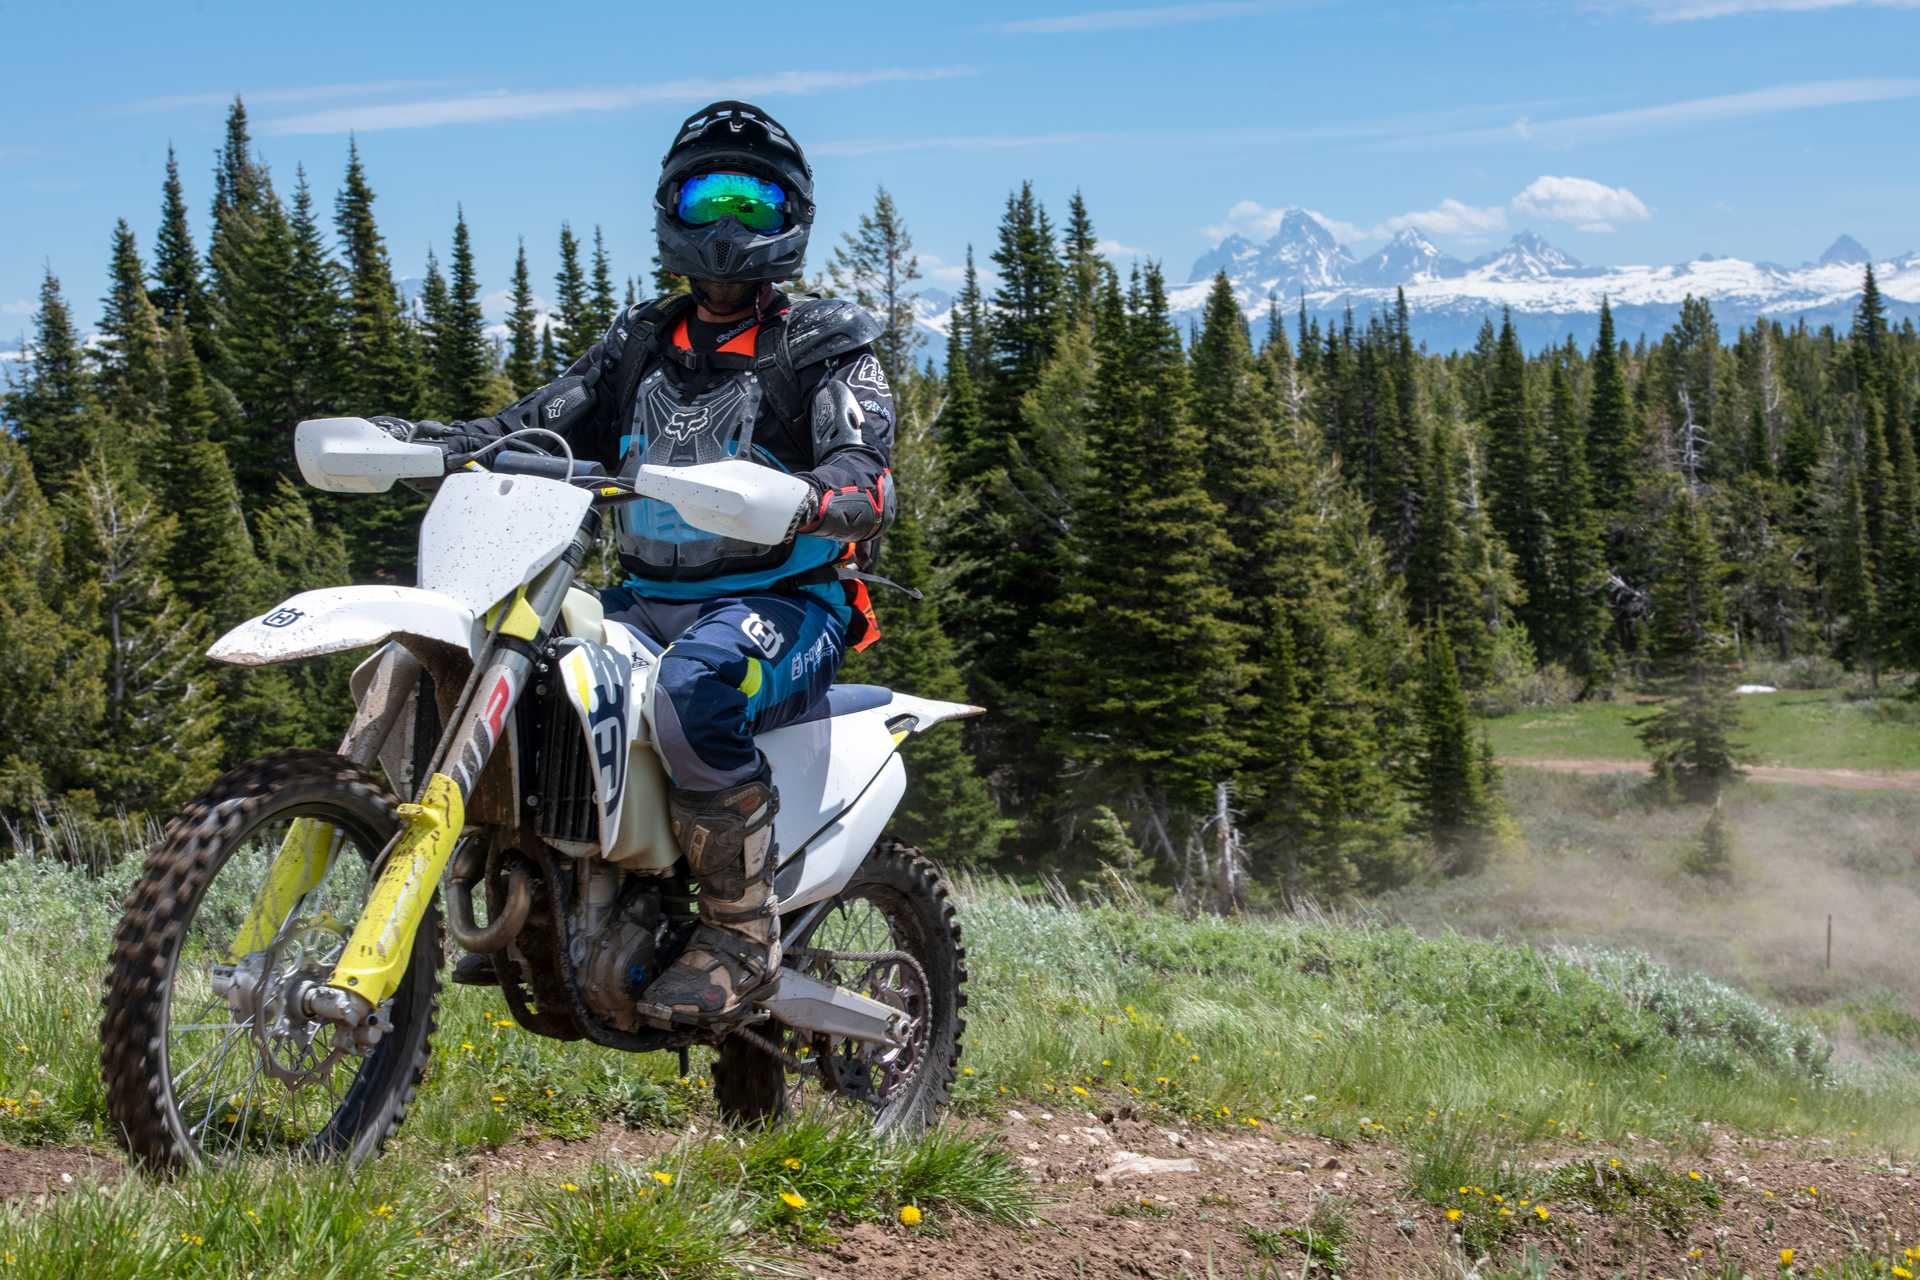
xmin=1469 ymin=231 xmax=1581 ymax=280
xmin=1817 ymin=234 xmax=1871 ymax=266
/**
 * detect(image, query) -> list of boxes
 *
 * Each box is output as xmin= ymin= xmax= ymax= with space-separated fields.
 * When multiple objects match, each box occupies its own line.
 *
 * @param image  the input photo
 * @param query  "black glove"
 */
xmin=383 ymin=417 xmax=496 ymax=455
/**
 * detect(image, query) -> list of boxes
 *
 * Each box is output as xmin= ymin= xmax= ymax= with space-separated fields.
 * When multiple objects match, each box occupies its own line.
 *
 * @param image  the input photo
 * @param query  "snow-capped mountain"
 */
xmin=1349 ymin=229 xmax=1465 ymax=288
xmin=1462 ymin=230 xmax=1583 ymax=281
xmin=1153 ymin=213 xmax=1920 ymax=352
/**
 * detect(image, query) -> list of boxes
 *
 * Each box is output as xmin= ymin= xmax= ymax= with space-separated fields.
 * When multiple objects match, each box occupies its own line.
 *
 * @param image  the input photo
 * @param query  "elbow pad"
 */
xmin=491 ymin=375 xmax=596 ymax=437
xmin=799 ymin=470 xmax=894 ymax=541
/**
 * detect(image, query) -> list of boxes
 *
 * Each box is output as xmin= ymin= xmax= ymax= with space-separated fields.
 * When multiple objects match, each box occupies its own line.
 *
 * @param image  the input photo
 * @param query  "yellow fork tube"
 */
xmin=324 ymin=773 xmax=465 ymax=1009
xmin=227 ymin=818 xmax=341 ymax=960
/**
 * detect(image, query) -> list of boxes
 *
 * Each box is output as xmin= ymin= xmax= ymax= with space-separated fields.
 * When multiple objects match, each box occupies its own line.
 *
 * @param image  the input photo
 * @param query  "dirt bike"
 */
xmin=101 ymin=418 xmax=974 ymax=1170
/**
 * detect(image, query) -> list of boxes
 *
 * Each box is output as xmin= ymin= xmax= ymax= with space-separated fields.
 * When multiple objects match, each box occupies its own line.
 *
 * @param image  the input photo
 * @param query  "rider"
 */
xmin=379 ymin=101 xmax=895 ymax=1025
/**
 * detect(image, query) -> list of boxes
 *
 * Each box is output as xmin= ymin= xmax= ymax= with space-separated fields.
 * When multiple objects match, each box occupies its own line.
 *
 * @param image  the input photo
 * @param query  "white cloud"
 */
xmin=1612 ymin=0 xmax=1919 ymax=20
xmin=124 ymin=81 xmax=454 ymax=113
xmin=1511 ymin=176 xmax=1651 ymax=232
xmin=261 ymin=67 xmax=975 ymax=135
xmin=1428 ymin=78 xmax=1920 ymax=147
xmin=1378 ymin=199 xmax=1507 ymax=240
xmin=985 ymin=2 xmax=1290 ymax=35
xmin=1094 ymin=238 xmax=1150 ymax=260
xmin=0 ymin=299 xmax=34 ymax=317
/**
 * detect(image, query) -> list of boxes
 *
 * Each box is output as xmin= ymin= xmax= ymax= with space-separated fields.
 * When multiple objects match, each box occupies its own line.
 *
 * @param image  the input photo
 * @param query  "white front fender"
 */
xmin=208 ymin=586 xmax=479 ymax=666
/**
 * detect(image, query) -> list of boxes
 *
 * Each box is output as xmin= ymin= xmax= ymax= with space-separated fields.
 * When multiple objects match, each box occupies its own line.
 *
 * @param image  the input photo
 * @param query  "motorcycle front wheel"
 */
xmin=713 ymin=838 xmax=967 ymax=1134
xmin=101 ymin=750 xmax=442 ymax=1171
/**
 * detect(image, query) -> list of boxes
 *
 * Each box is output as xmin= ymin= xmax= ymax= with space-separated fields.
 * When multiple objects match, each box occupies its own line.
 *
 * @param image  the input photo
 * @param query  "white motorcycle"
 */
xmin=100 ymin=418 xmax=976 ymax=1170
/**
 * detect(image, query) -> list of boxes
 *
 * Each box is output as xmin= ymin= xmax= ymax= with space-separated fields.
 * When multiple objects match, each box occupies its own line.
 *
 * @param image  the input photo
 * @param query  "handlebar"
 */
xmin=481 ymin=450 xmax=609 ymax=483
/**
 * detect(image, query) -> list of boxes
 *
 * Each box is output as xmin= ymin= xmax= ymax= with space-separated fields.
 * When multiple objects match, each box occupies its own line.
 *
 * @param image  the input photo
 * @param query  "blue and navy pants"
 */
xmin=599 ymin=586 xmax=847 ymax=793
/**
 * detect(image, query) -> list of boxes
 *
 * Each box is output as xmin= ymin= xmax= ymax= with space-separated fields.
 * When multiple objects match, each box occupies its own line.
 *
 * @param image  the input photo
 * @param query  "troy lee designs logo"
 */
xmin=661 ymin=403 xmax=712 ymax=443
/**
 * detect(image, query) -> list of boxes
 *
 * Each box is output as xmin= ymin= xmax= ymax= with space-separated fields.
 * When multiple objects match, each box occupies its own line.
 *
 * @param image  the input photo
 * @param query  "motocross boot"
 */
xmin=635 ymin=762 xmax=781 ymax=1025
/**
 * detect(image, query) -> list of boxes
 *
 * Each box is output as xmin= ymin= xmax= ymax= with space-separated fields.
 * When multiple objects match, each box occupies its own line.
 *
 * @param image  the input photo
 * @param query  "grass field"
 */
xmin=0 ymin=823 xmax=1916 ymax=1275
xmin=1478 ymin=688 xmax=1920 ymax=771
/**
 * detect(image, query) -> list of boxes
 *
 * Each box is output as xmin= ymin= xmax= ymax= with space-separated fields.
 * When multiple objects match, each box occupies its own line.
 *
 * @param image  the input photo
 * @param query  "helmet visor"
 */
xmin=675 ymin=171 xmax=788 ymax=233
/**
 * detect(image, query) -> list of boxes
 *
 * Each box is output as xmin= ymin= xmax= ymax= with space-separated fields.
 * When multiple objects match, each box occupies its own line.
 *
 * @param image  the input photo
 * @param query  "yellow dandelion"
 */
xmin=561 ymin=1182 xmax=579 ymax=1192
xmin=780 ymin=1191 xmax=807 ymax=1210
xmin=459 ymin=1042 xmax=475 ymax=1052
xmin=1689 ymin=1170 xmax=1702 ymax=1181
xmin=372 ymin=1203 xmax=394 ymax=1218
xmin=1807 ymin=1186 xmax=1818 ymax=1197
xmin=490 ymin=1094 xmax=506 ymax=1103
xmin=782 ymin=1158 xmax=802 ymax=1170
xmin=962 ymin=1066 xmax=975 ymax=1077
xmin=1102 ymin=1059 xmax=1113 ymax=1068
xmin=1780 ymin=1248 xmax=1795 ymax=1265
xmin=1608 ymin=1158 xmax=1620 ymax=1168
xmin=1893 ymin=1267 xmax=1912 ymax=1280
xmin=1445 ymin=1208 xmax=1462 ymax=1222
xmin=1498 ymin=1207 xmax=1513 ymax=1218
xmin=1071 ymin=1085 xmax=1089 ymax=1097
xmin=1689 ymin=1249 xmax=1704 ymax=1260
xmin=1534 ymin=1205 xmax=1549 ymax=1221
xmin=651 ymin=1171 xmax=673 ymax=1187
xmin=1188 ymin=1053 xmax=1199 ymax=1062
xmin=899 ymin=1204 xmax=923 ymax=1226
xmin=493 ymin=1018 xmax=512 ymax=1029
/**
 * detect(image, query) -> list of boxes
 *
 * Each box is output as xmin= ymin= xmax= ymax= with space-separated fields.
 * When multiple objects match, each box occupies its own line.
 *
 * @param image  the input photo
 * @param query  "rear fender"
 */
xmin=208 ymin=586 xmax=479 ymax=666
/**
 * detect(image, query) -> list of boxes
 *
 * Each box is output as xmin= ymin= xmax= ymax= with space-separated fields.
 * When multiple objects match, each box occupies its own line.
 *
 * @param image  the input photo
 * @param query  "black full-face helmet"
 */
xmin=654 ymin=100 xmax=815 ymax=285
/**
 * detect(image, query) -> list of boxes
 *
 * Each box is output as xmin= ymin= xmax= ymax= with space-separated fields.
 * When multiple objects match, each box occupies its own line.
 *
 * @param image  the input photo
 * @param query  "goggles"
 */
xmin=675 ymin=170 xmax=788 ymax=233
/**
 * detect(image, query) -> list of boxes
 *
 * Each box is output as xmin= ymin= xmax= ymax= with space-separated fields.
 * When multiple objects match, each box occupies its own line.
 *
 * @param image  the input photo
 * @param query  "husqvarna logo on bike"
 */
xmin=661 ymin=404 xmax=711 ymax=443
xmin=261 ymin=607 xmax=304 ymax=628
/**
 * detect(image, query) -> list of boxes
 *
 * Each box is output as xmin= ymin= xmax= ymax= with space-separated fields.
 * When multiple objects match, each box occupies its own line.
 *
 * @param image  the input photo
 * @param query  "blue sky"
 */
xmin=2 ymin=0 xmax=1916 ymax=336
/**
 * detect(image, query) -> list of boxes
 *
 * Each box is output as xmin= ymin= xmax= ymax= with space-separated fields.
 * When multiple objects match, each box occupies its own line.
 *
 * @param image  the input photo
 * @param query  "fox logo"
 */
xmin=661 ymin=404 xmax=712 ymax=443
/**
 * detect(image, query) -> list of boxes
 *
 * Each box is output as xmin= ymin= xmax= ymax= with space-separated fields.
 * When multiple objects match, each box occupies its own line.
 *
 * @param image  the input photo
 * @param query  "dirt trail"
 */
xmin=1504 ymin=756 xmax=1920 ymax=792
xmin=9 ymin=1106 xmax=1915 ymax=1278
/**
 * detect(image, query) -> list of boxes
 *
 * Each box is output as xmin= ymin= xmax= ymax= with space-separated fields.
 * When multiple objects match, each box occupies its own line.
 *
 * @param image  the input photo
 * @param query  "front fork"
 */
xmin=236 ymin=525 xmax=591 ymax=1042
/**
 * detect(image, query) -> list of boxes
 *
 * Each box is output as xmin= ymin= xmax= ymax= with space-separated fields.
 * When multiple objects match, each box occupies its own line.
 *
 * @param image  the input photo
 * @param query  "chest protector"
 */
xmin=616 ymin=360 xmax=783 ymax=580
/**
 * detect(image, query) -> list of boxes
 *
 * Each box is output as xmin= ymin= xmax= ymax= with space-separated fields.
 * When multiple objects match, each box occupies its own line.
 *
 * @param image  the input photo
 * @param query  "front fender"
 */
xmin=208 ymin=586 xmax=479 ymax=666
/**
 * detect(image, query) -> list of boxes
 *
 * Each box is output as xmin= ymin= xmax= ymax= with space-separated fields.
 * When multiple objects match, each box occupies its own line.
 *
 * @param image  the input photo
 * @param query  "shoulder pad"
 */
xmin=607 ymin=294 xmax=684 ymax=346
xmin=779 ymin=298 xmax=883 ymax=369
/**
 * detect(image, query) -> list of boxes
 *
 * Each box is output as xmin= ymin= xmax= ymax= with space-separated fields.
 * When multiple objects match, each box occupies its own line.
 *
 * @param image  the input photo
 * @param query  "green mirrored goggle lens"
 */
xmin=676 ymin=171 xmax=788 ymax=233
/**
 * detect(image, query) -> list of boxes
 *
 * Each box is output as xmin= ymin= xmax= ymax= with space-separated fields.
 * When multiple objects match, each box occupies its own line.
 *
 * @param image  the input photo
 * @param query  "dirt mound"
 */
xmin=0 ymin=1145 xmax=121 ymax=1203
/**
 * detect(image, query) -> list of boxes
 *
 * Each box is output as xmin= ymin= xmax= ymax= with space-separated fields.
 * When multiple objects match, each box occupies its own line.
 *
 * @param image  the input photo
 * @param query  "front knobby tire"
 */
xmin=101 ymin=750 xmax=443 ymax=1171
xmin=713 ymin=838 xmax=967 ymax=1134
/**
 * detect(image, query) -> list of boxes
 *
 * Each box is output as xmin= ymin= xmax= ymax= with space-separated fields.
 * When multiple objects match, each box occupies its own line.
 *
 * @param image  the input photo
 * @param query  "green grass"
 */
xmin=1479 ymin=688 xmax=1920 ymax=771
xmin=0 ymin=824 xmax=1917 ymax=1275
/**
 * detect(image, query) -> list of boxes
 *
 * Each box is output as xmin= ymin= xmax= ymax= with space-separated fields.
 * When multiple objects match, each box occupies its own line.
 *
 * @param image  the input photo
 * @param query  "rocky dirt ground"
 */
xmin=6 ymin=1102 xmax=1919 ymax=1277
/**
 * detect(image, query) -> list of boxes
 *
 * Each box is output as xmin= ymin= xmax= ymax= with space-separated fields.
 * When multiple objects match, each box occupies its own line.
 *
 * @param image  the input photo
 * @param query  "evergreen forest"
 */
xmin=6 ymin=100 xmax=1918 ymax=901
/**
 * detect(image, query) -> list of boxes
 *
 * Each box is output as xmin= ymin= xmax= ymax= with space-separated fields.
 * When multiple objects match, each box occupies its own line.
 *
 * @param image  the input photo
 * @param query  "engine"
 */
xmin=568 ymin=860 xmax=695 ymax=1032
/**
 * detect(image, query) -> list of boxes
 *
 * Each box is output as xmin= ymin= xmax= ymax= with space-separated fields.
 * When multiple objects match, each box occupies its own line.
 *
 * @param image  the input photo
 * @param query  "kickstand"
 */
xmin=677 ymin=1047 xmax=690 ymax=1078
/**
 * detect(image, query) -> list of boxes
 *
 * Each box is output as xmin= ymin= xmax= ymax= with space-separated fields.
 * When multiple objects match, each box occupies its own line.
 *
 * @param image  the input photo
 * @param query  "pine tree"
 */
xmin=1417 ymin=624 xmax=1496 ymax=872
xmin=1586 ymin=296 xmax=1635 ymax=511
xmin=156 ymin=317 xmax=261 ymax=612
xmin=1036 ymin=265 xmax=1244 ymax=828
xmin=284 ymin=167 xmax=350 ymax=422
xmin=95 ymin=220 xmax=168 ymax=438
xmin=431 ymin=210 xmax=492 ymax=420
xmin=0 ymin=435 xmax=104 ymax=813
xmin=951 ymin=245 xmax=989 ymax=384
xmin=1543 ymin=358 xmax=1612 ymax=689
xmin=1483 ymin=312 xmax=1552 ymax=643
xmin=1060 ymin=189 xmax=1102 ymax=327
xmin=827 ymin=186 xmax=922 ymax=383
xmin=1635 ymin=484 xmax=1746 ymax=802
xmin=151 ymin=145 xmax=207 ymax=336
xmin=846 ymin=500 xmax=1002 ymax=865
xmin=333 ymin=141 xmax=422 ymax=578
xmin=1829 ymin=461 xmax=1882 ymax=678
xmin=540 ymin=321 xmax=560 ymax=380
xmin=552 ymin=222 xmax=591 ymax=367
xmin=3 ymin=270 xmax=98 ymax=491
xmin=63 ymin=462 xmax=223 ymax=812
xmin=985 ymin=182 xmax=1063 ymax=428
xmin=586 ymin=226 xmax=617 ymax=338
xmin=1407 ymin=415 xmax=1507 ymax=685
xmin=334 ymin=139 xmax=415 ymax=415
xmin=504 ymin=240 xmax=541 ymax=397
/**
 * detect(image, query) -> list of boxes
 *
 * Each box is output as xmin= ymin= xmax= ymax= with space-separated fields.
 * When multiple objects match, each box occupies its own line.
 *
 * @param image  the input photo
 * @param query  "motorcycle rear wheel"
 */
xmin=101 ymin=750 xmax=442 ymax=1171
xmin=713 ymin=838 xmax=966 ymax=1134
